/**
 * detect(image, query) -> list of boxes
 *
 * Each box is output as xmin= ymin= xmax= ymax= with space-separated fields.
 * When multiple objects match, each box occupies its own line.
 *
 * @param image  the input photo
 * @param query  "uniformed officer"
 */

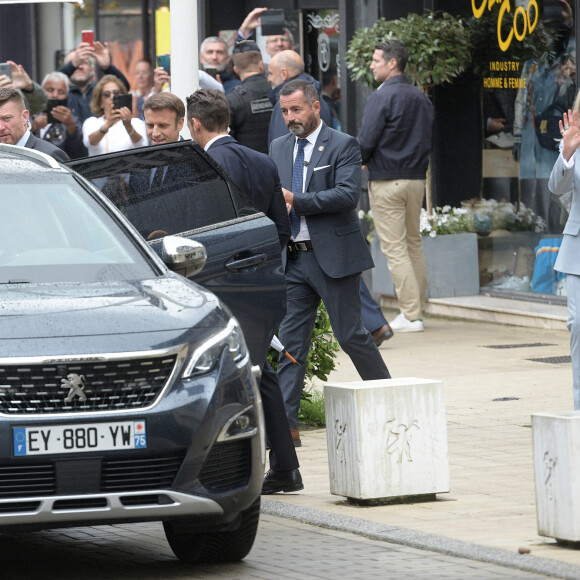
xmin=227 ymin=40 xmax=273 ymax=155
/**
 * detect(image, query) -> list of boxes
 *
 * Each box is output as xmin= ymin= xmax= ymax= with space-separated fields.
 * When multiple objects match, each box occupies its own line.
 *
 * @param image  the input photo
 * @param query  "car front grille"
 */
xmin=198 ymin=439 xmax=251 ymax=492
xmin=101 ymin=453 xmax=185 ymax=492
xmin=0 ymin=463 xmax=56 ymax=498
xmin=0 ymin=354 xmax=178 ymax=415
xmin=0 ymin=452 xmax=186 ymax=499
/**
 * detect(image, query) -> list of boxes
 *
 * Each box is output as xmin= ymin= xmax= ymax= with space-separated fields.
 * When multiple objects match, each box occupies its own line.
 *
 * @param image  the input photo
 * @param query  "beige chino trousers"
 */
xmin=369 ymin=179 xmax=427 ymax=321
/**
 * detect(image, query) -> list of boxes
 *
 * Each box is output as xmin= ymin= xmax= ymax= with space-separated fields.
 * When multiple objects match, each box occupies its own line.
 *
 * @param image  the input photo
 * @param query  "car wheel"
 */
xmin=163 ymin=497 xmax=261 ymax=563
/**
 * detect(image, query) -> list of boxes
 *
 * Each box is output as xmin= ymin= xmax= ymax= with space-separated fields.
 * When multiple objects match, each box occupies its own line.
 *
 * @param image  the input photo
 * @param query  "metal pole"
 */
xmin=170 ymin=0 xmax=199 ymax=139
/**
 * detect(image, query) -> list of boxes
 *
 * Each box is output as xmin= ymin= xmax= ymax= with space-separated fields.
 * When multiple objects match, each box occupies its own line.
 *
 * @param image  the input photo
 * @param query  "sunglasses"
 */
xmin=102 ymin=90 xmax=121 ymax=98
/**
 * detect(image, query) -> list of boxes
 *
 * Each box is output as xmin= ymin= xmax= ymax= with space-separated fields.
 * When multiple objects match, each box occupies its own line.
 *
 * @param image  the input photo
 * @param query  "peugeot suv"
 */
xmin=0 ymin=143 xmax=285 ymax=563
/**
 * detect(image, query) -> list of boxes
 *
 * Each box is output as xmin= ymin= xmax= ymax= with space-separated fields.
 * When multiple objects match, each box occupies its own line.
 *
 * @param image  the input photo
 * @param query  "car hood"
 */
xmin=0 ymin=275 xmax=226 ymax=356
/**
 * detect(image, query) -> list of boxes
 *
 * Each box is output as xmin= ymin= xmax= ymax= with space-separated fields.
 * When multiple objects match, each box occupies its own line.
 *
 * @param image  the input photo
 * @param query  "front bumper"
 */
xmin=0 ymin=348 xmax=264 ymax=531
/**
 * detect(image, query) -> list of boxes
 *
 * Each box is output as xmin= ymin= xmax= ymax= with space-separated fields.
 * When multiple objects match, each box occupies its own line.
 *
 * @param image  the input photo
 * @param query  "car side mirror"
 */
xmin=161 ymin=235 xmax=207 ymax=277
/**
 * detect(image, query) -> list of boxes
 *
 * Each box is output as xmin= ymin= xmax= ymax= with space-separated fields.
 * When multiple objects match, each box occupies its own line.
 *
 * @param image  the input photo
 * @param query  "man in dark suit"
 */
xmin=0 ymin=87 xmax=69 ymax=162
xmin=270 ymin=79 xmax=391 ymax=436
xmin=186 ymin=89 xmax=290 ymax=250
xmin=186 ymin=88 xmax=301 ymax=494
xmin=125 ymin=92 xmax=199 ymax=239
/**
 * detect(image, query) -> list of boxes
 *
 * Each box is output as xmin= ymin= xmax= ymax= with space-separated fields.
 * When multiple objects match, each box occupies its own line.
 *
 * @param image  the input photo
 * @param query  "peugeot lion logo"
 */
xmin=61 ymin=373 xmax=87 ymax=403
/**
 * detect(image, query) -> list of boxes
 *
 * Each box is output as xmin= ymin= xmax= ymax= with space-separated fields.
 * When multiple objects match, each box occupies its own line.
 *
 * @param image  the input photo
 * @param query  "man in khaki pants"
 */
xmin=358 ymin=39 xmax=434 ymax=332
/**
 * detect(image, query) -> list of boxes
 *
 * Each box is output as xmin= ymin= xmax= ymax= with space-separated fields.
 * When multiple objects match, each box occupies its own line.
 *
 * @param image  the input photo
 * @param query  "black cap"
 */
xmin=233 ymin=39 xmax=261 ymax=54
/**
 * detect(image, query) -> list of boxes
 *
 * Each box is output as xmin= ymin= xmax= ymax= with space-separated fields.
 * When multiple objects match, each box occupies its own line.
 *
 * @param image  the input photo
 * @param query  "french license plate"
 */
xmin=13 ymin=420 xmax=147 ymax=456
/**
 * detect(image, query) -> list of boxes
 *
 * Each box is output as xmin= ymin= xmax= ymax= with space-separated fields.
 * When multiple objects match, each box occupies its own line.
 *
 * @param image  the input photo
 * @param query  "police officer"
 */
xmin=227 ymin=40 xmax=273 ymax=155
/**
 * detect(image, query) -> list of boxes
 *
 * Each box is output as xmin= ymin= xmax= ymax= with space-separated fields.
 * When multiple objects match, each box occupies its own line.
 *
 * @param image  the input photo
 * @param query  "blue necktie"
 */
xmin=290 ymin=139 xmax=306 ymax=238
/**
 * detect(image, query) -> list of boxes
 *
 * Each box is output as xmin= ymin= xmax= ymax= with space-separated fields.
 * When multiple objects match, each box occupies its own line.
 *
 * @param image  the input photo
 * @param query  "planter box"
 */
xmin=532 ymin=411 xmax=580 ymax=542
xmin=324 ymin=378 xmax=450 ymax=501
xmin=370 ymin=233 xmax=479 ymax=299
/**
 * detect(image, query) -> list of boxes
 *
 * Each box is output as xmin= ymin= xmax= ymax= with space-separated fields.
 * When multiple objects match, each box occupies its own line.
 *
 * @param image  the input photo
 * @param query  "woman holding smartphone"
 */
xmin=82 ymin=75 xmax=147 ymax=155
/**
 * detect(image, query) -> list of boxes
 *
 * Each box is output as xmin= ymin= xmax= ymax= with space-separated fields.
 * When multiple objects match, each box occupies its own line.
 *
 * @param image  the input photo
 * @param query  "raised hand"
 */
xmin=560 ymin=109 xmax=580 ymax=162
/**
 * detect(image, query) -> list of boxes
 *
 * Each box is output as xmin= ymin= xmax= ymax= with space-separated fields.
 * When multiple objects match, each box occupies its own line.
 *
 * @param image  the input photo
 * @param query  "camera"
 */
xmin=113 ymin=94 xmax=132 ymax=112
xmin=0 ymin=62 xmax=12 ymax=80
xmin=260 ymin=9 xmax=285 ymax=36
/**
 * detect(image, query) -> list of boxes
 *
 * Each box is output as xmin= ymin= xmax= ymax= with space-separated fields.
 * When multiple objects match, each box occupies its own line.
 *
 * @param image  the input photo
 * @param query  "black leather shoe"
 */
xmin=262 ymin=468 xmax=304 ymax=495
xmin=372 ymin=323 xmax=394 ymax=347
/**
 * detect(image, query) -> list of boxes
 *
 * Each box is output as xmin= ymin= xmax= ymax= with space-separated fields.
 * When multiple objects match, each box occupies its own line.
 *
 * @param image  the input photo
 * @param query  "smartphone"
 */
xmin=113 ymin=94 xmax=132 ymax=112
xmin=205 ymin=67 xmax=218 ymax=79
xmin=156 ymin=54 xmax=171 ymax=75
xmin=0 ymin=62 xmax=12 ymax=80
xmin=260 ymin=8 xmax=285 ymax=36
xmin=81 ymin=30 xmax=94 ymax=47
xmin=46 ymin=98 xmax=68 ymax=124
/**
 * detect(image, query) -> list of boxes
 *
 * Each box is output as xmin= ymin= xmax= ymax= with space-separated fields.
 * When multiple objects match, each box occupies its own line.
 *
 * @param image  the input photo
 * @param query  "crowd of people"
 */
xmin=0 ymin=8 xmax=448 ymax=495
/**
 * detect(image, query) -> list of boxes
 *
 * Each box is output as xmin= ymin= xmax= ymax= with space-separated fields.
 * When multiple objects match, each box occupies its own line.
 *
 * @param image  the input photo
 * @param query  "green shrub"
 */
xmin=345 ymin=11 xmax=472 ymax=91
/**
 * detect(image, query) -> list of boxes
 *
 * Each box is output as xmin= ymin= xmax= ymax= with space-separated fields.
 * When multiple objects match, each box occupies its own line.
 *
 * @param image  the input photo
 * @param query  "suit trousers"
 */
xmin=567 ymin=274 xmax=580 ymax=410
xmin=259 ymin=361 xmax=299 ymax=472
xmin=277 ymin=249 xmax=391 ymax=428
xmin=360 ymin=277 xmax=388 ymax=333
xmin=369 ymin=179 xmax=427 ymax=321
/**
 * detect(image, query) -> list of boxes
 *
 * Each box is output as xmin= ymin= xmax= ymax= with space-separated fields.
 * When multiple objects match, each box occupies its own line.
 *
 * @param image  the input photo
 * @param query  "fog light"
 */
xmin=217 ymin=406 xmax=258 ymax=442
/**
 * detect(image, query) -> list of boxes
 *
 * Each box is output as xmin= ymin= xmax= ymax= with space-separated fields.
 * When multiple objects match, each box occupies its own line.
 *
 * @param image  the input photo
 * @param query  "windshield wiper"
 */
xmin=0 ymin=280 xmax=31 ymax=284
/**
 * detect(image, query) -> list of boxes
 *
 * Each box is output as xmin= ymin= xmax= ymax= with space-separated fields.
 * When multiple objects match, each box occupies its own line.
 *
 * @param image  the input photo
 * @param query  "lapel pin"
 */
xmin=318 ymin=146 xmax=324 ymax=152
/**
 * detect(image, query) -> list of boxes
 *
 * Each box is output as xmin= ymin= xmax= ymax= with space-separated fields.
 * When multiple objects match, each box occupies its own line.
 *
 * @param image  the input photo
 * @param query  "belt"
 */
xmin=287 ymin=240 xmax=313 ymax=254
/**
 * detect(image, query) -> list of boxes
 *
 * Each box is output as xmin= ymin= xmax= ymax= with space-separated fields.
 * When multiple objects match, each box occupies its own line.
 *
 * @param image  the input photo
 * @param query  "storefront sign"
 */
xmin=483 ymin=61 xmax=526 ymax=88
xmin=472 ymin=0 xmax=539 ymax=52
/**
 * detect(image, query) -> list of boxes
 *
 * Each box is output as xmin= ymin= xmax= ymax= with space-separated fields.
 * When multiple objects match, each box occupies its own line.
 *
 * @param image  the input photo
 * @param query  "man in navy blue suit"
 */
xmin=269 ymin=79 xmax=391 ymax=436
xmin=125 ymin=92 xmax=200 ymax=239
xmin=186 ymin=88 xmax=301 ymax=495
xmin=0 ymin=88 xmax=68 ymax=162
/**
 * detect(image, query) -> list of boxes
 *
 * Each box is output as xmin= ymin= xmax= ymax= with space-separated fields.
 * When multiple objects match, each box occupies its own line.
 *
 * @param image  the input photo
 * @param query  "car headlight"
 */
xmin=182 ymin=318 xmax=248 ymax=378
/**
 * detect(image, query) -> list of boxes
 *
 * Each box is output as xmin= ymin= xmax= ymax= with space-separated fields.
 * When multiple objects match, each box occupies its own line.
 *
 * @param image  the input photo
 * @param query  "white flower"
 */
xmin=367 ymin=209 xmax=373 ymax=218
xmin=442 ymin=205 xmax=451 ymax=213
xmin=358 ymin=210 xmax=364 ymax=219
xmin=429 ymin=230 xmax=437 ymax=238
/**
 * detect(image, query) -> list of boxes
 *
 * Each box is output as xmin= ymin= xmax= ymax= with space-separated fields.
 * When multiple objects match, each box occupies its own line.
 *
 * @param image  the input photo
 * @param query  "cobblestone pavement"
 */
xmin=0 ymin=515 xmax=554 ymax=580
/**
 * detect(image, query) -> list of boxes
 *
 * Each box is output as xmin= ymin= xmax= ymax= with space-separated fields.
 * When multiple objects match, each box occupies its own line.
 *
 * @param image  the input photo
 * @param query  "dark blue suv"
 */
xmin=0 ymin=143 xmax=286 ymax=563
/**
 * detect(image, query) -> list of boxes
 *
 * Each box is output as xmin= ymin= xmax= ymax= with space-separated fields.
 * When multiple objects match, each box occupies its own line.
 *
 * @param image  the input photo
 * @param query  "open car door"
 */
xmin=67 ymin=141 xmax=285 ymax=365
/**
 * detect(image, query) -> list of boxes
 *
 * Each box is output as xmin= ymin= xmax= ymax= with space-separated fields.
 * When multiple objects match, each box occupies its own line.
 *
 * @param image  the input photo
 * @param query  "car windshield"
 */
xmin=0 ymin=177 xmax=156 ymax=284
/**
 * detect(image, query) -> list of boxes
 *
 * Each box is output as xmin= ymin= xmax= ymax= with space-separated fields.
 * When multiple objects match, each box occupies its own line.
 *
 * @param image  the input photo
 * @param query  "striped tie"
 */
xmin=289 ymin=139 xmax=306 ymax=238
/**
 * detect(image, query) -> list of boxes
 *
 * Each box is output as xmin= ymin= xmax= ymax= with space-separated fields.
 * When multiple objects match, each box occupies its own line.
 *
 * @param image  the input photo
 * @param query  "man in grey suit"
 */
xmin=0 ymin=87 xmax=69 ymax=162
xmin=548 ymin=106 xmax=580 ymax=409
xmin=270 ymin=79 xmax=391 ymax=438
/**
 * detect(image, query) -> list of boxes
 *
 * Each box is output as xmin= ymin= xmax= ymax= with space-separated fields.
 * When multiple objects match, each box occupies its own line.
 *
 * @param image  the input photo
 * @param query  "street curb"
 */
xmin=262 ymin=499 xmax=580 ymax=580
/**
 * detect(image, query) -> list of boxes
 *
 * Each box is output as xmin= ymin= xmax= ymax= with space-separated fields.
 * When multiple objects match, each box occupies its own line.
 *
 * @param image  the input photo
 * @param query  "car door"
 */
xmin=67 ymin=141 xmax=285 ymax=366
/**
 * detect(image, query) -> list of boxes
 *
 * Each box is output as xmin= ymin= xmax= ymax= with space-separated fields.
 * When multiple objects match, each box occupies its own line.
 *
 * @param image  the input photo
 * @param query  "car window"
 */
xmin=0 ymin=177 xmax=156 ymax=283
xmin=68 ymin=142 xmax=258 ymax=240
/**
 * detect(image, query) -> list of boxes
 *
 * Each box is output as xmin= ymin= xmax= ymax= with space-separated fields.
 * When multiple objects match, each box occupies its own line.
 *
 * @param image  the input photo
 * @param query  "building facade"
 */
xmin=0 ymin=0 xmax=577 ymax=303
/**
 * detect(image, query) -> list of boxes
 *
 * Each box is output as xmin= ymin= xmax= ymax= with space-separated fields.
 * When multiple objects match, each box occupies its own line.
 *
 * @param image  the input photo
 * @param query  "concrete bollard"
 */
xmin=532 ymin=411 xmax=580 ymax=543
xmin=323 ymin=378 xmax=450 ymax=502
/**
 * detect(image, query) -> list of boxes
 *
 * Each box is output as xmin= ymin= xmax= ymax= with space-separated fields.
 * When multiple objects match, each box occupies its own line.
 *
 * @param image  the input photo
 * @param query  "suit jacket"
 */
xmin=269 ymin=123 xmax=374 ymax=279
xmin=25 ymin=133 xmax=70 ymax=162
xmin=207 ymin=135 xmax=290 ymax=250
xmin=549 ymin=152 xmax=580 ymax=275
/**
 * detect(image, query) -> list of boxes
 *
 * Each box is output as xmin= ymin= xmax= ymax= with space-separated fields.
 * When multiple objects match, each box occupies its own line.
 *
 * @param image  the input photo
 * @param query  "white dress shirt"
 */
xmin=293 ymin=120 xmax=323 ymax=242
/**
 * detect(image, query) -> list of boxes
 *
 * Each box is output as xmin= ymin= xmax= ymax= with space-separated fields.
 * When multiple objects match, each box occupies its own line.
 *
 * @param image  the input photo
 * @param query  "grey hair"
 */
xmin=200 ymin=36 xmax=228 ymax=54
xmin=41 ymin=71 xmax=70 ymax=89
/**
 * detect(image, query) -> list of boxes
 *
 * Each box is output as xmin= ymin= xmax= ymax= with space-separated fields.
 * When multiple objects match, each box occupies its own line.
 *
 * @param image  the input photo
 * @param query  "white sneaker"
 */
xmin=390 ymin=312 xmax=424 ymax=333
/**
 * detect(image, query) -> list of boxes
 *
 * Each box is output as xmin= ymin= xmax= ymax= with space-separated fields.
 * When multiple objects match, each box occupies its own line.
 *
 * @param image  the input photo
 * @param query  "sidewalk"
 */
xmin=264 ymin=305 xmax=580 ymax=576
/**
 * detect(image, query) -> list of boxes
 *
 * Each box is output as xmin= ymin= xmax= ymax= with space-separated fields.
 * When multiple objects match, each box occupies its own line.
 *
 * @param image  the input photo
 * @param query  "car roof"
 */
xmin=0 ymin=143 xmax=68 ymax=174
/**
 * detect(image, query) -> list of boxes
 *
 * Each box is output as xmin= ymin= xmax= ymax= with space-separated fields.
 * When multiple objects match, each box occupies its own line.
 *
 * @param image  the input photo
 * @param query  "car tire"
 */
xmin=163 ymin=496 xmax=261 ymax=563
